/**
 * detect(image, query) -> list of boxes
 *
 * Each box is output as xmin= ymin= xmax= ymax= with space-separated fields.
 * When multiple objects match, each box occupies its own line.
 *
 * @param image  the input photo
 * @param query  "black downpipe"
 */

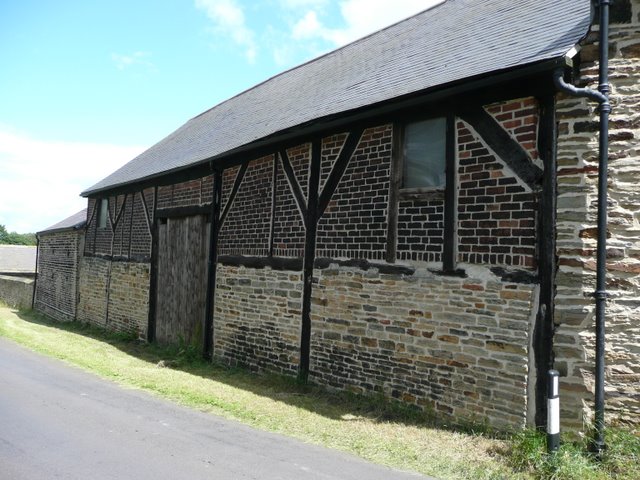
xmin=553 ymin=0 xmax=610 ymax=455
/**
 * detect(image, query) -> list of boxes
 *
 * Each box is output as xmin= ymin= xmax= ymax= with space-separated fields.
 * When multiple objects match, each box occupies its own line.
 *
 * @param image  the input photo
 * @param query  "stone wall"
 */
xmin=106 ymin=262 xmax=150 ymax=337
xmin=213 ymin=264 xmax=302 ymax=375
xmin=77 ymin=256 xmax=108 ymax=325
xmin=0 ymin=275 xmax=34 ymax=310
xmin=309 ymin=264 xmax=537 ymax=428
xmin=34 ymin=230 xmax=82 ymax=321
xmin=555 ymin=2 xmax=640 ymax=429
xmin=77 ymin=256 xmax=149 ymax=338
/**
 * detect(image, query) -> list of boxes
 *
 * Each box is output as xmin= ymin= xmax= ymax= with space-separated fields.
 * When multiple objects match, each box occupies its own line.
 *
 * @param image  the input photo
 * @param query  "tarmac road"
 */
xmin=0 ymin=337 xmax=432 ymax=480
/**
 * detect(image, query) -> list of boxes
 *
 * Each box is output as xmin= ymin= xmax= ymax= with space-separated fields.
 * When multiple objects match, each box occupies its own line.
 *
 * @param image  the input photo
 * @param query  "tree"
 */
xmin=0 ymin=224 xmax=36 ymax=246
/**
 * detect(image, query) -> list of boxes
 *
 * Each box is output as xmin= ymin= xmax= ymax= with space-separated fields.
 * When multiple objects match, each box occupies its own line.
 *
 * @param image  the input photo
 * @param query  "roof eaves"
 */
xmin=81 ymin=55 xmax=569 ymax=198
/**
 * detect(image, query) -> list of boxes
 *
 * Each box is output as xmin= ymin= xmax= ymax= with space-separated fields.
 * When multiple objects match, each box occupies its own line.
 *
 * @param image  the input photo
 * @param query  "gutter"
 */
xmin=552 ymin=0 xmax=610 ymax=455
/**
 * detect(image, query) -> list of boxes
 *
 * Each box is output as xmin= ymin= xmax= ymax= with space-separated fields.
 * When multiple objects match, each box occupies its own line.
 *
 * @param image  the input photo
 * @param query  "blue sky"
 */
xmin=0 ymin=0 xmax=438 ymax=232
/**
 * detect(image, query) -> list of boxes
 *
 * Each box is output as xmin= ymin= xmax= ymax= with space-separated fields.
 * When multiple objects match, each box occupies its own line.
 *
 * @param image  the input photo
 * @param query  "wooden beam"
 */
xmin=219 ymin=162 xmax=248 ymax=232
xmin=443 ymin=113 xmax=458 ymax=272
xmin=279 ymin=149 xmax=308 ymax=220
xmin=203 ymin=170 xmax=222 ymax=361
xmin=139 ymin=190 xmax=153 ymax=236
xmin=128 ymin=193 xmax=135 ymax=259
xmin=298 ymin=140 xmax=321 ymax=383
xmin=458 ymin=106 xmax=542 ymax=189
xmin=386 ymin=124 xmax=402 ymax=263
xmin=269 ymin=154 xmax=278 ymax=257
xmin=147 ymin=187 xmax=159 ymax=343
xmin=156 ymin=204 xmax=212 ymax=219
xmin=533 ymin=94 xmax=558 ymax=429
xmin=317 ymin=128 xmax=364 ymax=217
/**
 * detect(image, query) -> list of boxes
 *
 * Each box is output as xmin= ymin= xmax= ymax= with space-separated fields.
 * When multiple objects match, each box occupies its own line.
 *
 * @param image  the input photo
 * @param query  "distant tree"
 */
xmin=0 ymin=224 xmax=36 ymax=246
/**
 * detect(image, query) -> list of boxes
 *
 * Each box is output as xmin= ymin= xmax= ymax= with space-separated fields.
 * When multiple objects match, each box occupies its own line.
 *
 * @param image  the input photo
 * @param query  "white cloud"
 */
xmin=292 ymin=11 xmax=324 ymax=40
xmin=195 ymin=0 xmax=257 ymax=63
xmin=293 ymin=0 xmax=443 ymax=47
xmin=0 ymin=127 xmax=145 ymax=233
xmin=111 ymin=51 xmax=156 ymax=71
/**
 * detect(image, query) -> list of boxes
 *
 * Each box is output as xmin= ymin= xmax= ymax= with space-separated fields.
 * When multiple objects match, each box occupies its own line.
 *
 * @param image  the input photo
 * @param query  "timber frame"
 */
xmin=86 ymin=70 xmax=563 ymax=430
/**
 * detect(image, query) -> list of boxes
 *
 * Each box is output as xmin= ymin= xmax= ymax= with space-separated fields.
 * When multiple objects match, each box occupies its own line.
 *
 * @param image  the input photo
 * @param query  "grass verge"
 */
xmin=1 ymin=305 xmax=637 ymax=479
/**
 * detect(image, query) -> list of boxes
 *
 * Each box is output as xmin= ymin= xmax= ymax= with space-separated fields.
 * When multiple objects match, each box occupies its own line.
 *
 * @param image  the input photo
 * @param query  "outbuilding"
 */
xmin=39 ymin=0 xmax=639 ymax=431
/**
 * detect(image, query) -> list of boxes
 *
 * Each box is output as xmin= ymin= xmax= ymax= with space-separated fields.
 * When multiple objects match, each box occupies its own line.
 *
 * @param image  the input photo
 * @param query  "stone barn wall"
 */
xmin=554 ymin=3 xmax=640 ymax=430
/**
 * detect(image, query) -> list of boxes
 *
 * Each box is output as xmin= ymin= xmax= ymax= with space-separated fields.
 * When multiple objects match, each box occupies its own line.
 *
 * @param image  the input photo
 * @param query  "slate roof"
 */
xmin=0 ymin=245 xmax=37 ymax=274
xmin=37 ymin=209 xmax=87 ymax=235
xmin=83 ymin=0 xmax=592 ymax=196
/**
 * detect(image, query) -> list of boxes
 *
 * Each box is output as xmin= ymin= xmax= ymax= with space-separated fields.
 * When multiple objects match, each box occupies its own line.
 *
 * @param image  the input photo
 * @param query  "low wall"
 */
xmin=211 ymin=261 xmax=538 ymax=429
xmin=0 ymin=275 xmax=34 ymax=310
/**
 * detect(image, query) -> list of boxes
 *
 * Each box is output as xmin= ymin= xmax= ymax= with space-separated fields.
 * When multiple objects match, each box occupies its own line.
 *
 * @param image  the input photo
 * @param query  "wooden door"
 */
xmin=155 ymin=214 xmax=209 ymax=350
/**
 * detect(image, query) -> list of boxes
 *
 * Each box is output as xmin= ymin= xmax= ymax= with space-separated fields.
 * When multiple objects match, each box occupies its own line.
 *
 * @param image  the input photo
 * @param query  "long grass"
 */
xmin=1 ymin=305 xmax=638 ymax=479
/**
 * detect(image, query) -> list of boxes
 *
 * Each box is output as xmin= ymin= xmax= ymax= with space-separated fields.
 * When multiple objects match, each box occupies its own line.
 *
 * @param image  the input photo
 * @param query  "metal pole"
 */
xmin=593 ymin=0 xmax=610 ymax=456
xmin=547 ymin=370 xmax=560 ymax=454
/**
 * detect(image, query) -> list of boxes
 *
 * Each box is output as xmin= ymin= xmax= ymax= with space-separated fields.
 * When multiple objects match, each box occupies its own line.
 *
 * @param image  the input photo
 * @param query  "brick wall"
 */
xmin=219 ymin=156 xmax=273 ymax=256
xmin=35 ymin=230 xmax=83 ymax=321
xmin=86 ymin=188 xmax=154 ymax=260
xmin=310 ymin=264 xmax=536 ymax=428
xmin=272 ymin=145 xmax=308 ymax=258
xmin=317 ymin=126 xmax=391 ymax=260
xmin=213 ymin=264 xmax=302 ymax=375
xmin=396 ymin=196 xmax=444 ymax=263
xmin=554 ymin=3 xmax=640 ymax=430
xmin=458 ymin=103 xmax=538 ymax=269
xmin=158 ymin=176 xmax=214 ymax=209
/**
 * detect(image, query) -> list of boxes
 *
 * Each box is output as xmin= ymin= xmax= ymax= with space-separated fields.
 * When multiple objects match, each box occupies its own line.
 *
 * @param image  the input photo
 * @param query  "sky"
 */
xmin=0 ymin=0 xmax=441 ymax=233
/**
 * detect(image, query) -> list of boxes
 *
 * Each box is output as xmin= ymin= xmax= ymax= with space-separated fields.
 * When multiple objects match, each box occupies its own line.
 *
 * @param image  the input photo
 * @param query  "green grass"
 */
xmin=507 ymin=428 xmax=640 ymax=480
xmin=1 ymin=304 xmax=638 ymax=479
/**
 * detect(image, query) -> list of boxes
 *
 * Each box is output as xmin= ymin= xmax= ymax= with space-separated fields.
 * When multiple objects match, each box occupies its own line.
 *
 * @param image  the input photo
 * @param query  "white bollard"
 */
xmin=547 ymin=369 xmax=560 ymax=453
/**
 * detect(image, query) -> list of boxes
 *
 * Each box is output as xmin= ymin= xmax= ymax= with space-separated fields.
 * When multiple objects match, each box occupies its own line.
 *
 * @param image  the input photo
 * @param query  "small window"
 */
xmin=98 ymin=198 xmax=109 ymax=229
xmin=402 ymin=117 xmax=446 ymax=189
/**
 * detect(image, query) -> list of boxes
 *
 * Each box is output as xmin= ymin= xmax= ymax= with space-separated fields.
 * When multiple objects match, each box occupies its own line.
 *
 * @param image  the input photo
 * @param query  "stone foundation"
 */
xmin=310 ymin=264 xmax=536 ymax=428
xmin=77 ymin=256 xmax=149 ymax=338
xmin=214 ymin=264 xmax=302 ymax=375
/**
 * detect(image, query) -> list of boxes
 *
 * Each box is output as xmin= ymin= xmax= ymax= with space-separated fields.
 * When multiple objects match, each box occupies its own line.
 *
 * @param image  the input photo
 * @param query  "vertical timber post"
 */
xmin=443 ymin=112 xmax=458 ymax=272
xmin=535 ymin=93 xmax=558 ymax=428
xmin=147 ymin=188 xmax=159 ymax=342
xmin=203 ymin=169 xmax=223 ymax=361
xmin=299 ymin=140 xmax=321 ymax=383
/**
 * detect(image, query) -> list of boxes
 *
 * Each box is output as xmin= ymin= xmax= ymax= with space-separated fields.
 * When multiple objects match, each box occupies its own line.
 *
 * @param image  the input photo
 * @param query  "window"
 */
xmin=97 ymin=198 xmax=109 ymax=229
xmin=402 ymin=117 xmax=446 ymax=189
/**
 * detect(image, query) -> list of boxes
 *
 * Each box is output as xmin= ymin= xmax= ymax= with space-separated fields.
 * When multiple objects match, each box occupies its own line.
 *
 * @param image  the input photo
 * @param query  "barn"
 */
xmin=37 ymin=0 xmax=639 ymax=432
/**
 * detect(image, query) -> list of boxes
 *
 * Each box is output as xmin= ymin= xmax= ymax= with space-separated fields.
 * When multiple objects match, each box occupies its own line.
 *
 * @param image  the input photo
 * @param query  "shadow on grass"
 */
xmin=14 ymin=308 xmax=479 ymax=434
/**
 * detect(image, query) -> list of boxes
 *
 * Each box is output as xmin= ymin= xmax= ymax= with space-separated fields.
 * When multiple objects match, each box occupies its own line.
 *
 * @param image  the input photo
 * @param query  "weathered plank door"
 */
xmin=155 ymin=215 xmax=210 ymax=349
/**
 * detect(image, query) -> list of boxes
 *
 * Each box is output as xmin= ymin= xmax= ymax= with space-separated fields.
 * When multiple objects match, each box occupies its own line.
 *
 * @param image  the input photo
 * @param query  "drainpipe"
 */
xmin=553 ymin=0 xmax=610 ymax=455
